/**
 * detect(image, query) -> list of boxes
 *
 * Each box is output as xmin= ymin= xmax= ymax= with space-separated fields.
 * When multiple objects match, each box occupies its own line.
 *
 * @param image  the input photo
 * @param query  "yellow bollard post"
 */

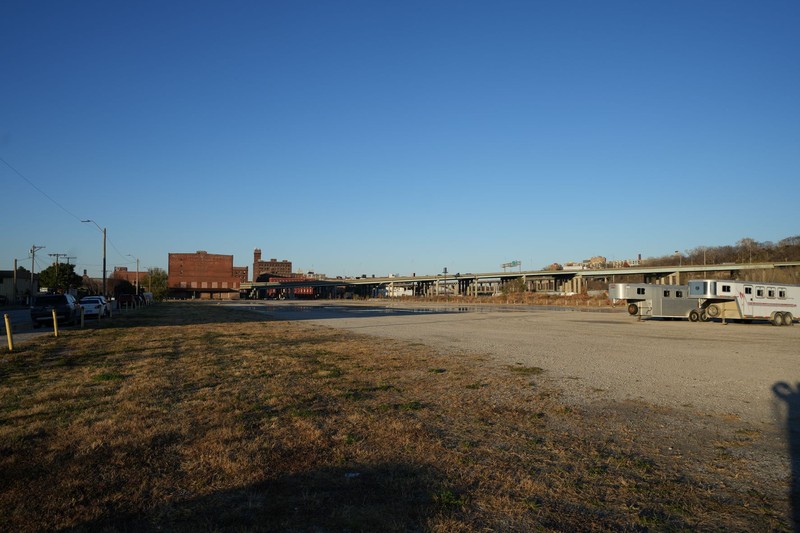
xmin=52 ymin=309 xmax=59 ymax=337
xmin=4 ymin=314 xmax=13 ymax=352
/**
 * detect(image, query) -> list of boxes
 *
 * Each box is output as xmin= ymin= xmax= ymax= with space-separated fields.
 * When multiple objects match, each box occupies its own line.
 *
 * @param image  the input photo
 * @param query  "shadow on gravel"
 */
xmin=773 ymin=381 xmax=800 ymax=531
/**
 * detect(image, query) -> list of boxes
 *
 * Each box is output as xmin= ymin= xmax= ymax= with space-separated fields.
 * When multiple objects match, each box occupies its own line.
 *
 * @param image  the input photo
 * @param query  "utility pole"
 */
xmin=13 ymin=259 xmax=17 ymax=304
xmin=48 ymin=253 xmax=66 ymax=283
xmin=127 ymin=255 xmax=140 ymax=294
xmin=66 ymin=256 xmax=77 ymax=289
xmin=30 ymin=245 xmax=45 ymax=298
xmin=82 ymin=220 xmax=107 ymax=297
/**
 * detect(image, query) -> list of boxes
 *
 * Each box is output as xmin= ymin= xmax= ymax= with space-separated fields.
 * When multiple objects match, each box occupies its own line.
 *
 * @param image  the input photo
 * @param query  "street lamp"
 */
xmin=82 ymin=220 xmax=107 ymax=297
xmin=127 ymin=254 xmax=140 ymax=294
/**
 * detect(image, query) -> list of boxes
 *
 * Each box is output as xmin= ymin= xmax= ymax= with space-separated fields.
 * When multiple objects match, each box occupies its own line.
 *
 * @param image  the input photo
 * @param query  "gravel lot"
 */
xmin=235 ymin=301 xmax=799 ymax=431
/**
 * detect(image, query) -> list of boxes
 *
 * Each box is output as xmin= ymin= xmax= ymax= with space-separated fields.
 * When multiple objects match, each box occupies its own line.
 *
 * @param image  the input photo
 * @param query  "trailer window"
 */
xmin=689 ymin=282 xmax=708 ymax=296
xmin=721 ymin=285 xmax=731 ymax=293
xmin=663 ymin=290 xmax=670 ymax=297
xmin=756 ymin=287 xmax=764 ymax=297
xmin=745 ymin=287 xmax=752 ymax=295
xmin=636 ymin=288 xmax=645 ymax=295
xmin=779 ymin=289 xmax=786 ymax=299
xmin=767 ymin=288 xmax=776 ymax=298
xmin=676 ymin=290 xmax=683 ymax=298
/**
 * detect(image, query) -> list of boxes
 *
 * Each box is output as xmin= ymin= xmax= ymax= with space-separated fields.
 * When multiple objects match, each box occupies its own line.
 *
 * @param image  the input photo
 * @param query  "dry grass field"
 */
xmin=0 ymin=303 xmax=793 ymax=531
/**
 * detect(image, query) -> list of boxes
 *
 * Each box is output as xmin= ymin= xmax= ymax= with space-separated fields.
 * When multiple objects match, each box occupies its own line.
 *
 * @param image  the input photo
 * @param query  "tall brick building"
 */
xmin=232 ymin=266 xmax=249 ymax=284
xmin=168 ymin=251 xmax=241 ymax=299
xmin=253 ymin=248 xmax=293 ymax=281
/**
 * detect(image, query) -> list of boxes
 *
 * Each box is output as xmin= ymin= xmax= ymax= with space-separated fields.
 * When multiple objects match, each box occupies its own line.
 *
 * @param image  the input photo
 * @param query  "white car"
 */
xmin=79 ymin=296 xmax=110 ymax=318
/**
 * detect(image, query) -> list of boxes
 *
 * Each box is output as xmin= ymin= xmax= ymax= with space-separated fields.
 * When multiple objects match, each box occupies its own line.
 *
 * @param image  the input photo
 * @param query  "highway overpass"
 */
xmin=240 ymin=261 xmax=800 ymax=299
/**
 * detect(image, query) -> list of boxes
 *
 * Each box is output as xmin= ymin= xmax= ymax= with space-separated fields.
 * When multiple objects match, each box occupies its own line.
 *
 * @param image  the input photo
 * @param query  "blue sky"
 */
xmin=2 ymin=1 xmax=799 ymax=279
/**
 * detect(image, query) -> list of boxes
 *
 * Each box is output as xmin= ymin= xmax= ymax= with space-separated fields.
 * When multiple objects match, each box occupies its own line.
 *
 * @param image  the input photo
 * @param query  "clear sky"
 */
xmin=2 ymin=1 xmax=799 ymax=279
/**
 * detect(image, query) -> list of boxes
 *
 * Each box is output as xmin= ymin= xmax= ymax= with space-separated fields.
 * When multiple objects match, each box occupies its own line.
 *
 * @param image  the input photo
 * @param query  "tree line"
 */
xmin=644 ymin=236 xmax=800 ymax=267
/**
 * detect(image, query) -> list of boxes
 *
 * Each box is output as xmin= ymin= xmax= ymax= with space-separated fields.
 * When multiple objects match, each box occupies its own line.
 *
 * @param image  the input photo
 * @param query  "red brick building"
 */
xmin=253 ymin=248 xmax=293 ymax=281
xmin=233 ymin=266 xmax=249 ymax=284
xmin=168 ymin=251 xmax=241 ymax=299
xmin=111 ymin=266 xmax=147 ymax=285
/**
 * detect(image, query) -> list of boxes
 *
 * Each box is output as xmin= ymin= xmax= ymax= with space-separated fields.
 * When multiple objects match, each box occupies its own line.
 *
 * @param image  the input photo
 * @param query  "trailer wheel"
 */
xmin=689 ymin=310 xmax=701 ymax=322
xmin=706 ymin=304 xmax=720 ymax=318
xmin=700 ymin=311 xmax=709 ymax=322
xmin=627 ymin=303 xmax=639 ymax=316
xmin=782 ymin=312 xmax=794 ymax=326
xmin=772 ymin=312 xmax=784 ymax=326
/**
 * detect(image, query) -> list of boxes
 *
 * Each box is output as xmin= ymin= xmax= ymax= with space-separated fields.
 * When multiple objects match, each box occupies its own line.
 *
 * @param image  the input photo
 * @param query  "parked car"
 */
xmin=30 ymin=293 xmax=81 ymax=328
xmin=79 ymin=296 xmax=110 ymax=318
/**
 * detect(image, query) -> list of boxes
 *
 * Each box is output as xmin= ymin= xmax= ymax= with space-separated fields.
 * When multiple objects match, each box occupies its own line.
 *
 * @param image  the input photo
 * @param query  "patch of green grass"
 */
xmin=344 ymin=433 xmax=362 ymax=445
xmin=428 ymin=368 xmax=446 ymax=374
xmin=342 ymin=389 xmax=369 ymax=401
xmin=434 ymin=489 xmax=468 ymax=508
xmin=378 ymin=401 xmax=424 ymax=412
xmin=287 ymin=406 xmax=318 ymax=418
xmin=92 ymin=372 xmax=126 ymax=382
xmin=507 ymin=365 xmax=545 ymax=375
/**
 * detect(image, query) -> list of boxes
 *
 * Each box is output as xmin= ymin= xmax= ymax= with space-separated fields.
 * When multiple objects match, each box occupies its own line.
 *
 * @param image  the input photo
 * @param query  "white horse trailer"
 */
xmin=687 ymin=279 xmax=798 ymax=326
xmin=608 ymin=283 xmax=704 ymax=321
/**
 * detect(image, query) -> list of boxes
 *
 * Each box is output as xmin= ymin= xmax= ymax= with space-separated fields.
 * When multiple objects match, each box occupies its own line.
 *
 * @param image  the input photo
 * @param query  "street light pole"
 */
xmin=127 ymin=254 xmax=140 ymax=294
xmin=83 ymin=220 xmax=107 ymax=297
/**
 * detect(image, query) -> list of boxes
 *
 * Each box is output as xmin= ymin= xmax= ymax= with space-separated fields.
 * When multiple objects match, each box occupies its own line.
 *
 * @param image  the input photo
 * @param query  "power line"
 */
xmin=0 ymin=155 xmax=84 ymax=223
xmin=2 ymin=155 xmax=141 ymax=276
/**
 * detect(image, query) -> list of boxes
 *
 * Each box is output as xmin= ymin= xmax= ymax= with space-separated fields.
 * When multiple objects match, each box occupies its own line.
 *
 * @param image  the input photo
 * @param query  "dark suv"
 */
xmin=30 ymin=294 xmax=81 ymax=328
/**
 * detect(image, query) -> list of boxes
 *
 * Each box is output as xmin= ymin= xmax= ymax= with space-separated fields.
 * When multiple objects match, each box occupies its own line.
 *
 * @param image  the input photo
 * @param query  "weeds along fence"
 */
xmin=397 ymin=293 xmax=613 ymax=308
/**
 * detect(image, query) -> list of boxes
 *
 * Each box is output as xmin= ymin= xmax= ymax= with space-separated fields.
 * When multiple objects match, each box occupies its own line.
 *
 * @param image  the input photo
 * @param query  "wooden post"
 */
xmin=52 ymin=309 xmax=59 ymax=337
xmin=4 ymin=314 xmax=13 ymax=352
